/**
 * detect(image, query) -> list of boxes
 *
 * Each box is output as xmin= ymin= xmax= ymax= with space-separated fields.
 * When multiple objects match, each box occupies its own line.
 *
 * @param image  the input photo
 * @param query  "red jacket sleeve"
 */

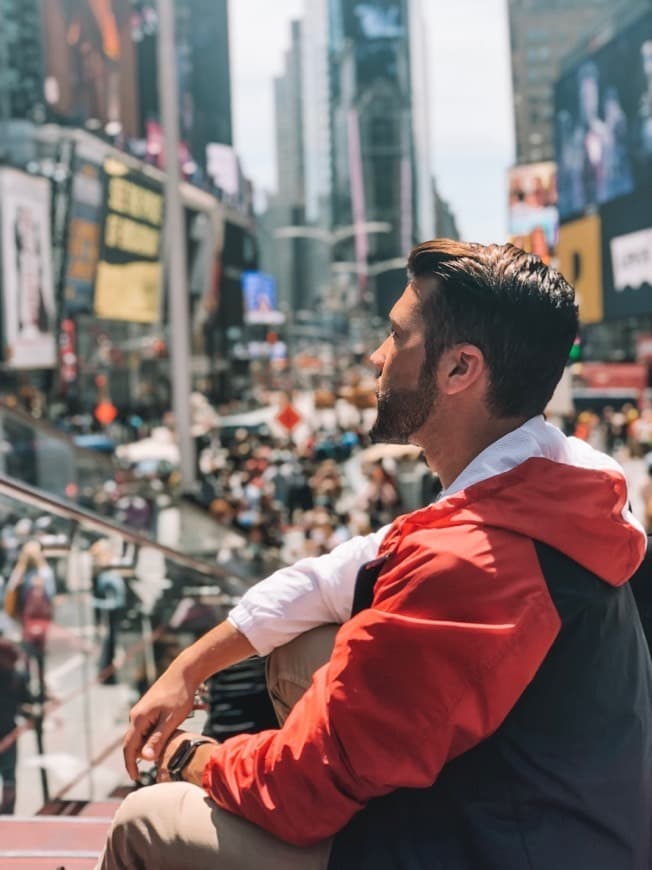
xmin=203 ymin=536 xmax=561 ymax=846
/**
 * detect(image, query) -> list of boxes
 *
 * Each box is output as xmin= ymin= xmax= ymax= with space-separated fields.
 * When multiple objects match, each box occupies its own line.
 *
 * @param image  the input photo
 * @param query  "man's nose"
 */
xmin=368 ymin=345 xmax=384 ymax=372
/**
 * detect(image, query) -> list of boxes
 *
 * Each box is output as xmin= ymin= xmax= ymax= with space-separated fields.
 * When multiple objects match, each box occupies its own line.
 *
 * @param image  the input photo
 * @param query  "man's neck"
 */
xmin=422 ymin=415 xmax=528 ymax=490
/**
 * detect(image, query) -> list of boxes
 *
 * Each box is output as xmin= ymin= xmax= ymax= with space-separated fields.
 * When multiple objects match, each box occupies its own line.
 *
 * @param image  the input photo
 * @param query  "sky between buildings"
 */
xmin=229 ymin=0 xmax=516 ymax=244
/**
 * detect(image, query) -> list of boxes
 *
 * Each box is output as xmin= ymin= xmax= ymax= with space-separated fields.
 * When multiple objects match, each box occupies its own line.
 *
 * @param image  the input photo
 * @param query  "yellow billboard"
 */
xmin=558 ymin=214 xmax=603 ymax=325
xmin=94 ymin=161 xmax=164 ymax=323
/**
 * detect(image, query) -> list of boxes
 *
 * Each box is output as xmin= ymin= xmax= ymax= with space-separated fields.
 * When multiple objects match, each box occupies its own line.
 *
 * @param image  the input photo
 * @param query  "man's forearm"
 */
xmin=174 ymin=619 xmax=257 ymax=686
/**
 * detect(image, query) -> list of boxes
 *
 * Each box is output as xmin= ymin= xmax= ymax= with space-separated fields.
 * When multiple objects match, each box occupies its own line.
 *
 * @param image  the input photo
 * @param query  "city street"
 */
xmin=1 ymin=0 xmax=651 ymax=865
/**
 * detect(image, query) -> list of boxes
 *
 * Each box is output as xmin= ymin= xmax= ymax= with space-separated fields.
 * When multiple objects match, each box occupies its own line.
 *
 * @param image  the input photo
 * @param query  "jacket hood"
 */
xmin=399 ymin=426 xmax=646 ymax=587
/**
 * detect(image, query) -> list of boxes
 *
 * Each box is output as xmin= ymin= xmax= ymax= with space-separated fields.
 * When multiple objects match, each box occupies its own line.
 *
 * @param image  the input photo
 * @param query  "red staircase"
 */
xmin=0 ymin=801 xmax=121 ymax=869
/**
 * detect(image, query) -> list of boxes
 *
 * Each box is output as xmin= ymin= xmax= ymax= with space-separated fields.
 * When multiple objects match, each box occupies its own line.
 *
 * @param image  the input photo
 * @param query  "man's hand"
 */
xmin=122 ymin=619 xmax=256 ymax=780
xmin=123 ymin=665 xmax=198 ymax=781
xmin=156 ymin=729 xmax=218 ymax=786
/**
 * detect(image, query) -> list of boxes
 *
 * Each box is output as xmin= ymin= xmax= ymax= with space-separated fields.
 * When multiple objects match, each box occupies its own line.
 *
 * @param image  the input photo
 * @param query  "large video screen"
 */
xmin=554 ymin=10 xmax=652 ymax=222
xmin=508 ymin=162 xmax=559 ymax=259
xmin=42 ymin=0 xmax=139 ymax=138
xmin=242 ymin=271 xmax=284 ymax=325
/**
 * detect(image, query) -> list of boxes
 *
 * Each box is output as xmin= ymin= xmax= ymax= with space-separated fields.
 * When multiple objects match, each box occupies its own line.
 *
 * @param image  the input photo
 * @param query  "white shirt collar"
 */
xmin=439 ymin=415 xmax=567 ymax=499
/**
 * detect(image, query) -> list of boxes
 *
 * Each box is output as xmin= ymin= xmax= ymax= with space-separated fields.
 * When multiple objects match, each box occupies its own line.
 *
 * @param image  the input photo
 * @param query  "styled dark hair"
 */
xmin=407 ymin=240 xmax=579 ymax=419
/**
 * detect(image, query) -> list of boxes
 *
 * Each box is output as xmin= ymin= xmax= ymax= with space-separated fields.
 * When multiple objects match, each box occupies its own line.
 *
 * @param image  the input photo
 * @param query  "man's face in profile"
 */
xmin=369 ymin=281 xmax=438 ymax=444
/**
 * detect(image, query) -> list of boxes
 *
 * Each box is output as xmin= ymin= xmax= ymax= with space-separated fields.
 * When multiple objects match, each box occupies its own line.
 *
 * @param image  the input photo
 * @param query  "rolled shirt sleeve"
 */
xmin=227 ymin=526 xmax=390 ymax=656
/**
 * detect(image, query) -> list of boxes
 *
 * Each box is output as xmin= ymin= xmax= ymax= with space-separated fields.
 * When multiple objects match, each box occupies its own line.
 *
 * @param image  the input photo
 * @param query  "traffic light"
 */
xmin=569 ymin=337 xmax=582 ymax=363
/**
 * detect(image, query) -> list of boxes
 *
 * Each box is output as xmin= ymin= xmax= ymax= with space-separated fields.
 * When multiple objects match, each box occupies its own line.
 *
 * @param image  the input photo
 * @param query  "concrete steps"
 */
xmin=0 ymin=811 xmax=115 ymax=869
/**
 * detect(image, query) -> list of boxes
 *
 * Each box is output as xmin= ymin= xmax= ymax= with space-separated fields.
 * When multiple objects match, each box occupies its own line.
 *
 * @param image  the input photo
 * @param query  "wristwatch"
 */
xmin=166 ymin=738 xmax=214 ymax=781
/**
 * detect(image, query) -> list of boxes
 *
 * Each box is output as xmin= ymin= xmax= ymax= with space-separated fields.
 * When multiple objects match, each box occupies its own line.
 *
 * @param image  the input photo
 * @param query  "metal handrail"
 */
xmin=0 ymin=474 xmax=246 ymax=591
xmin=0 ymin=400 xmax=116 ymax=469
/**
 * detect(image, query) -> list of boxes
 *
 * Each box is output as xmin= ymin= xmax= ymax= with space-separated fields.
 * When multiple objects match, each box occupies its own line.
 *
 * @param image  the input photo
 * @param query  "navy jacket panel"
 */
xmin=328 ymin=543 xmax=652 ymax=870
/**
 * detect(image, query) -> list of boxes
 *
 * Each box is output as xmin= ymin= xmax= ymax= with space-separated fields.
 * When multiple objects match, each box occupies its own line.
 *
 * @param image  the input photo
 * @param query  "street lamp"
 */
xmin=274 ymin=221 xmax=395 ymax=310
xmin=274 ymin=222 xmax=392 ymax=244
xmin=330 ymin=257 xmax=406 ymax=277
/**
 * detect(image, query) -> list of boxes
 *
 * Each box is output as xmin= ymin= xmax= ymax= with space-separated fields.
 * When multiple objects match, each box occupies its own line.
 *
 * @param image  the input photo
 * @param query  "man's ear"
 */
xmin=440 ymin=344 xmax=486 ymax=395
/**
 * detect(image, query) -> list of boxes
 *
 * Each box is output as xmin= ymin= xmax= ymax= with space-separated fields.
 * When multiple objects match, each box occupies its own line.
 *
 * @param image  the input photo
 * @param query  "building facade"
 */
xmin=0 ymin=0 xmax=44 ymax=132
xmin=328 ymin=0 xmax=434 ymax=316
xmin=265 ymin=0 xmax=437 ymax=318
xmin=132 ymin=0 xmax=233 ymax=174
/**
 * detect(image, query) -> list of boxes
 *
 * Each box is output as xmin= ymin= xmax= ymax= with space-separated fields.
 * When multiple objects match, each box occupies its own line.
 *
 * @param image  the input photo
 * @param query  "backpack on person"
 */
xmin=21 ymin=584 xmax=53 ymax=646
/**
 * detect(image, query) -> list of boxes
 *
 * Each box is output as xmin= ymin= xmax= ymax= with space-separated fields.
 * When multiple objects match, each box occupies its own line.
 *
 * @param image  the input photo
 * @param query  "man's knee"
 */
xmin=107 ymin=786 xmax=156 ymax=849
xmin=106 ymin=784 xmax=186 ymax=853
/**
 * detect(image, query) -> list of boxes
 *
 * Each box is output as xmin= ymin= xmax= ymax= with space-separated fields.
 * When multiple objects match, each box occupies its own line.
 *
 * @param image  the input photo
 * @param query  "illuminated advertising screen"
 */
xmin=554 ymin=10 xmax=652 ymax=222
xmin=242 ymin=271 xmax=284 ymax=325
xmin=94 ymin=159 xmax=164 ymax=323
xmin=507 ymin=162 xmax=558 ymax=250
xmin=600 ymin=189 xmax=652 ymax=319
xmin=0 ymin=170 xmax=57 ymax=369
xmin=62 ymin=148 xmax=104 ymax=314
xmin=42 ymin=0 xmax=139 ymax=137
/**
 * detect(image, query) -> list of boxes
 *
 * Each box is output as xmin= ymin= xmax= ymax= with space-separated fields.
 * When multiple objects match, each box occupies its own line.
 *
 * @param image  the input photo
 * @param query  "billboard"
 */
xmin=557 ymin=213 xmax=604 ymax=324
xmin=0 ymin=170 xmax=57 ymax=369
xmin=42 ymin=0 xmax=139 ymax=137
xmin=507 ymin=162 xmax=558 ymax=252
xmin=554 ymin=11 xmax=652 ymax=222
xmin=62 ymin=146 xmax=104 ymax=314
xmin=206 ymin=143 xmax=242 ymax=200
xmin=242 ymin=271 xmax=284 ymax=325
xmin=600 ymin=189 xmax=652 ymax=319
xmin=94 ymin=159 xmax=164 ymax=323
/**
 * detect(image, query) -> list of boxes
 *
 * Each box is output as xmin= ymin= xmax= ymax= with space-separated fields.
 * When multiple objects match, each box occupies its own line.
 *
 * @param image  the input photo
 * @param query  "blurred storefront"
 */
xmin=0 ymin=123 xmax=258 ymax=424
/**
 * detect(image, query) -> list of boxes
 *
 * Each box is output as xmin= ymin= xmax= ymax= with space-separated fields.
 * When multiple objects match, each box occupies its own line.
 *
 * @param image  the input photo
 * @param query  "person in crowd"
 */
xmin=0 ymin=636 xmax=32 ymax=814
xmin=576 ymin=61 xmax=611 ymax=207
xmin=99 ymin=241 xmax=651 ymax=870
xmin=360 ymin=460 xmax=401 ymax=529
xmin=3 ymin=541 xmax=55 ymax=698
xmin=90 ymin=540 xmax=127 ymax=685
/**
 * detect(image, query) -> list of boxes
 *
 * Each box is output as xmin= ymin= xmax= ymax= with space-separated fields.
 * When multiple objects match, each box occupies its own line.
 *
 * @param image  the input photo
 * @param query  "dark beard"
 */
xmin=369 ymin=373 xmax=438 ymax=444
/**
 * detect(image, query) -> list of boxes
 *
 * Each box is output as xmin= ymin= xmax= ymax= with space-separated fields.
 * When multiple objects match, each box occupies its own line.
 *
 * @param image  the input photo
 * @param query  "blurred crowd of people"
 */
xmin=195 ymin=423 xmax=421 ymax=571
xmin=565 ymin=404 xmax=652 ymax=533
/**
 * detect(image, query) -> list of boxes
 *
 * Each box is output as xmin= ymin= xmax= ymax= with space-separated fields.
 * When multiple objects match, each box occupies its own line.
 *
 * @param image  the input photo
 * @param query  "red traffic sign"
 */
xmin=276 ymin=404 xmax=302 ymax=432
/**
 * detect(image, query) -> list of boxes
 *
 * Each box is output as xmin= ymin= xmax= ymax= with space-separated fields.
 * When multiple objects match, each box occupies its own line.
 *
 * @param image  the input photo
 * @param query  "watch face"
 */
xmin=167 ymin=740 xmax=192 ymax=773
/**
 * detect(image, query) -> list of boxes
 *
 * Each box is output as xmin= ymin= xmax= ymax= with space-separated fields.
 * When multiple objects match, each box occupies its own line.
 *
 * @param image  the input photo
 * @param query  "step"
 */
xmin=0 ymin=816 xmax=110 ymax=868
xmin=79 ymin=801 xmax=121 ymax=818
xmin=0 ymin=859 xmax=96 ymax=869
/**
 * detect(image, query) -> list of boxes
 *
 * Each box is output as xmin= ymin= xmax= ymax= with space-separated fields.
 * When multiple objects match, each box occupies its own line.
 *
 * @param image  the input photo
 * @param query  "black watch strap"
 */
xmin=168 ymin=738 xmax=214 ymax=781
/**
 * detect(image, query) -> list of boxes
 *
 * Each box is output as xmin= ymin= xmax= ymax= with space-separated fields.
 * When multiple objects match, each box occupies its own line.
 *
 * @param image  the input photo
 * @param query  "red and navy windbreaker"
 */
xmin=204 ymin=456 xmax=652 ymax=869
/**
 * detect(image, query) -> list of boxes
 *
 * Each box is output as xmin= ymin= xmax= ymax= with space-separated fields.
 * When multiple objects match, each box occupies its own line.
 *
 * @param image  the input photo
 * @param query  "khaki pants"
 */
xmin=96 ymin=625 xmax=338 ymax=870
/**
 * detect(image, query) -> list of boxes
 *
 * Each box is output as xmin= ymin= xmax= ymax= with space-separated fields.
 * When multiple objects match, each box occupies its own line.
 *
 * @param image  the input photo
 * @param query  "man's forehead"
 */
xmin=389 ymin=278 xmax=434 ymax=321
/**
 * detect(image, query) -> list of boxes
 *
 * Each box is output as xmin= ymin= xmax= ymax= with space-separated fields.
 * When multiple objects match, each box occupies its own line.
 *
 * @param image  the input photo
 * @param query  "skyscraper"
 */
xmin=267 ymin=0 xmax=435 ymax=316
xmin=508 ymin=0 xmax=640 ymax=164
xmin=133 ymin=0 xmax=232 ymax=171
xmin=329 ymin=0 xmax=434 ymax=315
xmin=0 ymin=0 xmax=44 ymax=128
xmin=271 ymin=19 xmax=308 ymax=311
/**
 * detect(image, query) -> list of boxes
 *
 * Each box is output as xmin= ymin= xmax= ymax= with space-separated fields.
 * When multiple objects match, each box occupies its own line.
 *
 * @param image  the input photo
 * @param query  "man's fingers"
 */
xmin=122 ymin=713 xmax=167 ymax=780
xmin=141 ymin=726 xmax=168 ymax=761
xmin=122 ymin=723 xmax=143 ymax=781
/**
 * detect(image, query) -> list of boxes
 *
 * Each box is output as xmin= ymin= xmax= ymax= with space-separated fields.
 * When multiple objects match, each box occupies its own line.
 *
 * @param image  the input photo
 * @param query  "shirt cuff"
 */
xmin=227 ymin=607 xmax=270 ymax=657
